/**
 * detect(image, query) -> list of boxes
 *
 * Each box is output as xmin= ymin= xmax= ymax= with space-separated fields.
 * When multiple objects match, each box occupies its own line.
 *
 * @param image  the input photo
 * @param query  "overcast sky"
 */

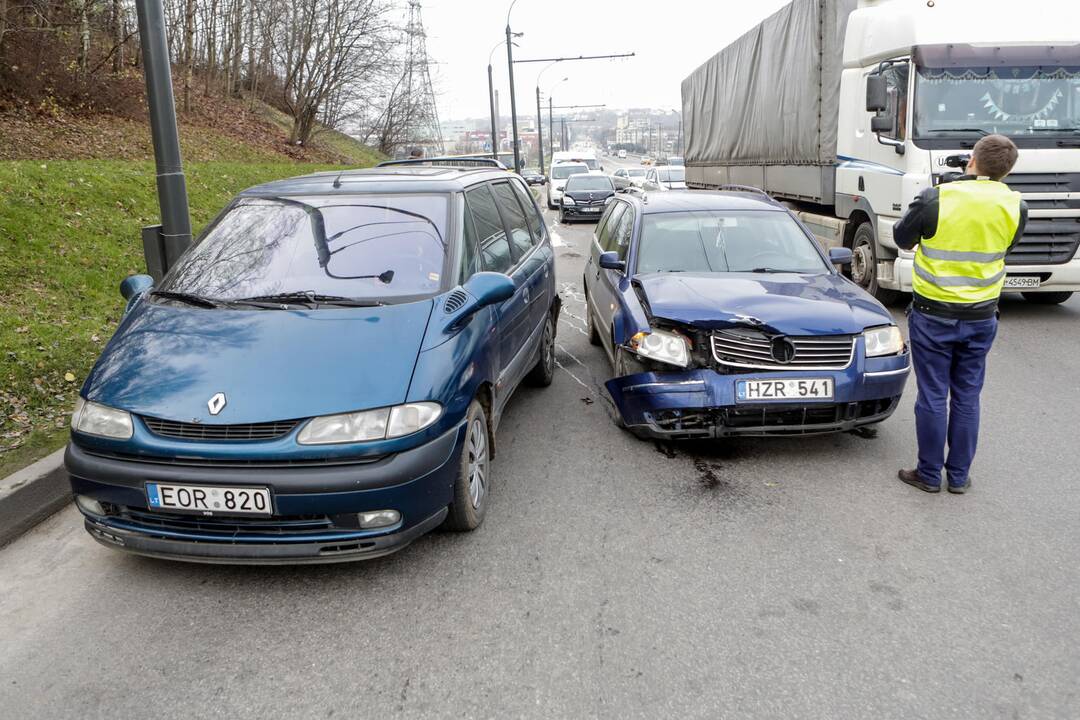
xmin=418 ymin=0 xmax=792 ymax=121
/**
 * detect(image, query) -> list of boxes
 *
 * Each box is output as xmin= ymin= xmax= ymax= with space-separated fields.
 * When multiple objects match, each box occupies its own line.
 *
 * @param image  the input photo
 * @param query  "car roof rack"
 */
xmin=376 ymin=156 xmax=508 ymax=170
xmin=716 ymin=184 xmax=775 ymax=201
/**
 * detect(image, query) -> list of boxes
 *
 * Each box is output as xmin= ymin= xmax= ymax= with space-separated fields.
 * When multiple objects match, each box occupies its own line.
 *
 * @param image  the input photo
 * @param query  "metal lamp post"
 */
xmin=486 ymin=40 xmax=504 ymax=160
xmin=535 ymin=63 xmax=565 ymax=175
xmin=504 ymin=0 xmax=522 ymax=172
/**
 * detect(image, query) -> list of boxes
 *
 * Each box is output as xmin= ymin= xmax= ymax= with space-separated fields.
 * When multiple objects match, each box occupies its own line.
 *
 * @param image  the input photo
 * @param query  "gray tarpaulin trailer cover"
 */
xmin=681 ymin=0 xmax=857 ymax=202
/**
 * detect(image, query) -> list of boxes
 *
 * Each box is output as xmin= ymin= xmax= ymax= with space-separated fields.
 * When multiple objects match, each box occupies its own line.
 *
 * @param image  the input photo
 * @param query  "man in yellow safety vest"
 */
xmin=893 ymin=134 xmax=1027 ymax=494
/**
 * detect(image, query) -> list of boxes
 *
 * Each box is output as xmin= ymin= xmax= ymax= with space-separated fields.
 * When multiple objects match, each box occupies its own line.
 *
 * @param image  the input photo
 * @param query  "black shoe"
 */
xmin=898 ymin=468 xmax=940 ymax=493
xmin=948 ymin=478 xmax=971 ymax=494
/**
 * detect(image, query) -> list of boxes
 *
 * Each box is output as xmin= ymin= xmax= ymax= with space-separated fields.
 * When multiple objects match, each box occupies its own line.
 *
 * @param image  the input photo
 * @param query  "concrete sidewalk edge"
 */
xmin=0 ymin=447 xmax=70 ymax=548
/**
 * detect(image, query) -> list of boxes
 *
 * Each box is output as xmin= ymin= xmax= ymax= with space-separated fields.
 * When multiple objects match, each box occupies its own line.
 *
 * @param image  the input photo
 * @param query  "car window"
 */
xmin=551 ymin=163 xmax=589 ymax=180
xmin=159 ymin=194 xmax=450 ymax=303
xmin=505 ymin=179 xmax=544 ymax=245
xmin=657 ymin=167 xmax=685 ymax=183
xmin=460 ymin=198 xmax=480 ymax=282
xmin=636 ymin=210 xmax=829 ymax=275
xmin=597 ymin=203 xmax=626 ymax=253
xmin=614 ymin=169 xmax=625 ymax=177
xmin=565 ymin=175 xmax=614 ymax=193
xmin=612 ymin=204 xmax=634 ymax=261
xmin=490 ymin=181 xmax=534 ymax=260
xmin=466 ymin=184 xmax=513 ymax=274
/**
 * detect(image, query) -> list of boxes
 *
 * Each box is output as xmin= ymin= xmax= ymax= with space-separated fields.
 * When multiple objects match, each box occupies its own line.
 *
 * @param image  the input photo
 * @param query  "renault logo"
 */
xmin=770 ymin=336 xmax=797 ymax=364
xmin=207 ymin=392 xmax=227 ymax=415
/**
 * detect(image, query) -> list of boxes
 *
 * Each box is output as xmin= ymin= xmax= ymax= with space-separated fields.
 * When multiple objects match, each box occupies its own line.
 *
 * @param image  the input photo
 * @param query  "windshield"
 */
xmin=627 ymin=169 xmax=646 ymax=177
xmin=159 ymin=194 xmax=449 ymax=303
xmin=657 ymin=167 xmax=686 ymax=183
xmin=565 ymin=175 xmax=613 ymax=192
xmin=913 ymin=47 xmax=1080 ymax=142
xmin=552 ymin=164 xmax=589 ymax=179
xmin=636 ymin=210 xmax=828 ymax=275
xmin=582 ymin=159 xmax=600 ymax=170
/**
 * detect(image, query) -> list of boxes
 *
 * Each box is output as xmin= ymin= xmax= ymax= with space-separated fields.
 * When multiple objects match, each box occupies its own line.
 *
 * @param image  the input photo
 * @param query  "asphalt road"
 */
xmin=3 ymin=159 xmax=1079 ymax=718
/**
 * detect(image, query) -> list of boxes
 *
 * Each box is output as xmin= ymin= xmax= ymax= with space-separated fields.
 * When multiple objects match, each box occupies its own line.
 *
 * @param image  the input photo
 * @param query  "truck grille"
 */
xmin=1003 ymin=173 xmax=1080 ymax=265
xmin=711 ymin=329 xmax=854 ymax=370
xmin=142 ymin=416 xmax=302 ymax=441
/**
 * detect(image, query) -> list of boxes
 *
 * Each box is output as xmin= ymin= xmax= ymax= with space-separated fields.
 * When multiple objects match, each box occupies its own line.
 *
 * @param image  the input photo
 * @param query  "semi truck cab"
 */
xmin=834 ymin=0 xmax=1080 ymax=303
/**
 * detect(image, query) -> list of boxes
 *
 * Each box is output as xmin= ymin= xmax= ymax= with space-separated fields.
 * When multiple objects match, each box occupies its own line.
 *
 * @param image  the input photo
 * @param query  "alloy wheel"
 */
xmin=466 ymin=418 xmax=489 ymax=509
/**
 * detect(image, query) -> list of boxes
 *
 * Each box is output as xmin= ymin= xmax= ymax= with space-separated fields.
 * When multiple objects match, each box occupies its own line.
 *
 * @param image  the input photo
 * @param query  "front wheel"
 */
xmin=1022 ymin=291 xmax=1073 ymax=305
xmin=558 ymin=209 xmax=567 ymax=224
xmin=526 ymin=313 xmax=555 ymax=386
xmin=443 ymin=399 xmax=491 ymax=532
xmin=850 ymin=222 xmax=901 ymax=305
xmin=585 ymin=293 xmax=602 ymax=346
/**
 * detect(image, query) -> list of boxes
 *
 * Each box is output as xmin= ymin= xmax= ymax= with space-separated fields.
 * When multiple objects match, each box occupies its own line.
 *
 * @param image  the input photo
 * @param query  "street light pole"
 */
xmin=535 ymin=85 xmax=544 ymax=175
xmin=548 ymin=96 xmax=554 ymax=159
xmin=505 ymin=21 xmax=521 ymax=173
xmin=134 ymin=0 xmax=192 ymax=277
xmin=486 ymin=40 xmax=502 ymax=161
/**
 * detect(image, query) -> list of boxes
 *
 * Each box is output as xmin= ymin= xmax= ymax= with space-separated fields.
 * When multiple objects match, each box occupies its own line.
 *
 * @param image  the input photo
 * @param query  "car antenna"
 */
xmin=332 ymin=172 xmax=344 ymax=189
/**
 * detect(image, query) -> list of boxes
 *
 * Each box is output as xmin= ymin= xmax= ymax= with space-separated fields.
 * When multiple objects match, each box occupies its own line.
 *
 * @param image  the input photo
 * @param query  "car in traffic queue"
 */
xmin=617 ymin=149 xmax=628 ymax=159
xmin=546 ymin=161 xmax=590 ymax=209
xmin=65 ymin=160 xmax=560 ymax=563
xmin=613 ymin=167 xmax=648 ymax=189
xmin=643 ymin=165 xmax=687 ymax=191
xmin=559 ymin=173 xmax=618 ymax=223
xmin=583 ymin=190 xmax=910 ymax=439
xmin=521 ymin=167 xmax=546 ymax=186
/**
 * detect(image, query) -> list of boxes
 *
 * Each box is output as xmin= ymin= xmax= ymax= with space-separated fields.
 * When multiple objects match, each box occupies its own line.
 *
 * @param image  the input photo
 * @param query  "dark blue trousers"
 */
xmin=908 ymin=309 xmax=999 ymax=487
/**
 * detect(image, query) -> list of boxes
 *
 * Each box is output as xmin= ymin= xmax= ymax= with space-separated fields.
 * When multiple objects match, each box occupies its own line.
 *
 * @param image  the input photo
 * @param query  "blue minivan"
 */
xmin=66 ymin=163 xmax=559 ymax=563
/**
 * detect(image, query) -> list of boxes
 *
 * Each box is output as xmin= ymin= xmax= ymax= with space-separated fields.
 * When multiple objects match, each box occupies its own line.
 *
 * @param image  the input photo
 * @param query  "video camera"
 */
xmin=936 ymin=153 xmax=972 ymax=185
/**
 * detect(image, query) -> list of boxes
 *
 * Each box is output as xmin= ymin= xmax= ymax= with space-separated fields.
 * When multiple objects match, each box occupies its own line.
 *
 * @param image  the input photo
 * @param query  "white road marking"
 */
xmin=554 ymin=360 xmax=591 ymax=391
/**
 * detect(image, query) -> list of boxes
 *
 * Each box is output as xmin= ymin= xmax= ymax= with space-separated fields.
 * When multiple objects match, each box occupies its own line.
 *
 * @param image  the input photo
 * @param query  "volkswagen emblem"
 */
xmin=770 ymin=336 xmax=797 ymax=364
xmin=207 ymin=392 xmax=227 ymax=415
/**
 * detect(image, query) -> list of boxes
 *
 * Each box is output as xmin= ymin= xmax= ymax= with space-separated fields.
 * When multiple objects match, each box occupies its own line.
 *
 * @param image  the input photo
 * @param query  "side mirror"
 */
xmin=598 ymin=251 xmax=625 ymax=272
xmin=870 ymin=114 xmax=893 ymax=134
xmin=463 ymin=271 xmax=515 ymax=308
xmin=829 ymin=247 xmax=853 ymax=266
xmin=866 ymin=74 xmax=887 ymax=112
xmin=120 ymin=273 xmax=154 ymax=300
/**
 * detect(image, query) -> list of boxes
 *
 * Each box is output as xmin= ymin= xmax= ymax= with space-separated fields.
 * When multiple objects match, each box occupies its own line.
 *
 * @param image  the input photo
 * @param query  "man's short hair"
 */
xmin=972 ymin=134 xmax=1018 ymax=181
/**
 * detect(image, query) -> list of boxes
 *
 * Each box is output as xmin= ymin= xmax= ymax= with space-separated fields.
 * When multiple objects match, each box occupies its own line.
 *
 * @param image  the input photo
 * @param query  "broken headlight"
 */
xmin=629 ymin=328 xmax=691 ymax=368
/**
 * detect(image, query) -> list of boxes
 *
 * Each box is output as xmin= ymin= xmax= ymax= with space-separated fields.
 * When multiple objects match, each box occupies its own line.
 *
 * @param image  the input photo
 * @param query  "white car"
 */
xmin=617 ymin=149 xmax=628 ymax=159
xmin=546 ymin=162 xmax=590 ymax=209
xmin=613 ymin=167 xmax=648 ymax=188
xmin=643 ymin=165 xmax=687 ymax=191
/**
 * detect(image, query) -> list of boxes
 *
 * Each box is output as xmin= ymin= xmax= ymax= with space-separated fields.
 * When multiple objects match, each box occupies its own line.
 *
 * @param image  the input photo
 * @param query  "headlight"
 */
xmin=629 ymin=328 xmax=691 ymax=367
xmin=297 ymin=402 xmax=441 ymax=445
xmin=864 ymin=325 xmax=905 ymax=357
xmin=71 ymin=397 xmax=134 ymax=439
xmin=562 ymin=196 xmax=575 ymax=205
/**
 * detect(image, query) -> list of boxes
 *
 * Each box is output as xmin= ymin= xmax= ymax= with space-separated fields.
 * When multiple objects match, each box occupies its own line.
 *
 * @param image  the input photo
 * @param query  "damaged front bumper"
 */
xmin=604 ymin=354 xmax=910 ymax=439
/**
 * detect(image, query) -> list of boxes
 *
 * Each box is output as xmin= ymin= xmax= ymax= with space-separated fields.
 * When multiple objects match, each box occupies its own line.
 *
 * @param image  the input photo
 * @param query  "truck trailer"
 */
xmin=681 ymin=0 xmax=1080 ymax=303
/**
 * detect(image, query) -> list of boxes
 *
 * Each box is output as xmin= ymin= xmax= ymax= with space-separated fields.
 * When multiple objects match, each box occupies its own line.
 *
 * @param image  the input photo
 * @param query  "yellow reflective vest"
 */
xmin=912 ymin=180 xmax=1021 ymax=306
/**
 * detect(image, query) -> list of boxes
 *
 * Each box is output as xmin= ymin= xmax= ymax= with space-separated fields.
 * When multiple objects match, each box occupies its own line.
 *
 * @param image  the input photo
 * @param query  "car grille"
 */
xmin=1003 ymin=173 xmax=1080 ymax=265
xmin=142 ymin=416 xmax=302 ymax=442
xmin=118 ymin=507 xmax=335 ymax=536
xmin=82 ymin=448 xmax=385 ymax=468
xmin=711 ymin=329 xmax=854 ymax=370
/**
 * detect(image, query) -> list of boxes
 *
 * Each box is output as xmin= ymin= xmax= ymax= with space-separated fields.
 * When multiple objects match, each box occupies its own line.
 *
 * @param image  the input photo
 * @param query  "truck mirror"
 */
xmin=866 ymin=74 xmax=888 ymax=112
xmin=870 ymin=114 xmax=893 ymax=134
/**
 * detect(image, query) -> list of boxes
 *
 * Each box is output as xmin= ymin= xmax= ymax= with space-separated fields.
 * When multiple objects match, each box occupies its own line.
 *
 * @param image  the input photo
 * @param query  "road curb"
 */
xmin=0 ymin=447 xmax=70 ymax=548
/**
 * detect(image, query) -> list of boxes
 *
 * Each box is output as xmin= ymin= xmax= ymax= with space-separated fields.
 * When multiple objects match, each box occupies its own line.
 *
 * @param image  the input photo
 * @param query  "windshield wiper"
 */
xmin=748 ymin=267 xmax=801 ymax=274
xmin=232 ymin=291 xmax=385 ymax=308
xmin=927 ymin=128 xmax=990 ymax=136
xmin=150 ymin=290 xmax=222 ymax=308
xmin=1028 ymin=127 xmax=1080 ymax=133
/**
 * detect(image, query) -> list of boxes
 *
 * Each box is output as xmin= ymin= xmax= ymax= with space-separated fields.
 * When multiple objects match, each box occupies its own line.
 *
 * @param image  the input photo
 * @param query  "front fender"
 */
xmin=612 ymin=275 xmax=650 ymax=344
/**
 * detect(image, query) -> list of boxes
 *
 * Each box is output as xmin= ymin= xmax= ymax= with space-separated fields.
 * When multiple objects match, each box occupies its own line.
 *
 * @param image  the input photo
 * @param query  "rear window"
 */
xmin=160 ymin=194 xmax=449 ymax=303
xmin=565 ymin=175 xmax=614 ymax=192
xmin=552 ymin=163 xmax=589 ymax=179
xmin=657 ymin=167 xmax=685 ymax=182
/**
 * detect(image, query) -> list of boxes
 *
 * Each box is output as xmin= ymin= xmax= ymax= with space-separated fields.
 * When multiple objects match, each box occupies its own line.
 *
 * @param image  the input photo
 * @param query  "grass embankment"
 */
xmin=0 ymin=159 xmax=351 ymax=476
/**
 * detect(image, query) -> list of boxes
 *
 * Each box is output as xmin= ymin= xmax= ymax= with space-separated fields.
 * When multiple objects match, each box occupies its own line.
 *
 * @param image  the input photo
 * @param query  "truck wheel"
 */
xmin=442 ymin=399 xmax=490 ymax=532
xmin=850 ymin=222 xmax=900 ymax=305
xmin=1022 ymin=291 xmax=1073 ymax=305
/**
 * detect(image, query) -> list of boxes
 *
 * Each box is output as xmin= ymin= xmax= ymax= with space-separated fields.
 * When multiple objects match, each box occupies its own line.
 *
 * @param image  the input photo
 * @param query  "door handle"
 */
xmin=523 ymin=286 xmax=530 ymax=303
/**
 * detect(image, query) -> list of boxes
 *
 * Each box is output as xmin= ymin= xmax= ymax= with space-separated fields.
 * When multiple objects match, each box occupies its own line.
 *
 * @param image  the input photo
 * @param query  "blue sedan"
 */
xmin=66 ymin=164 xmax=559 ymax=563
xmin=584 ymin=191 xmax=910 ymax=438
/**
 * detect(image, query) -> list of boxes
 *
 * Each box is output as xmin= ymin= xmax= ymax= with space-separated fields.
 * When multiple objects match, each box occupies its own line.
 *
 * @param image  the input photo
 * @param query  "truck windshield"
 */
xmin=158 ymin=194 xmax=449 ymax=304
xmin=913 ymin=49 xmax=1080 ymax=143
xmin=636 ymin=211 xmax=828 ymax=275
xmin=552 ymin=164 xmax=588 ymax=179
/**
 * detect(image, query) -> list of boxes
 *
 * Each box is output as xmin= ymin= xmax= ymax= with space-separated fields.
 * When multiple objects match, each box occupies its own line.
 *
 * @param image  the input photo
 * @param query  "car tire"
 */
xmin=585 ymin=293 xmax=602 ymax=346
xmin=1022 ymin=291 xmax=1072 ymax=305
xmin=559 ymin=209 xmax=566 ymax=224
xmin=547 ymin=193 xmax=555 ymax=210
xmin=849 ymin=222 xmax=901 ymax=305
xmin=525 ymin=312 xmax=556 ymax=387
xmin=442 ymin=399 xmax=491 ymax=532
